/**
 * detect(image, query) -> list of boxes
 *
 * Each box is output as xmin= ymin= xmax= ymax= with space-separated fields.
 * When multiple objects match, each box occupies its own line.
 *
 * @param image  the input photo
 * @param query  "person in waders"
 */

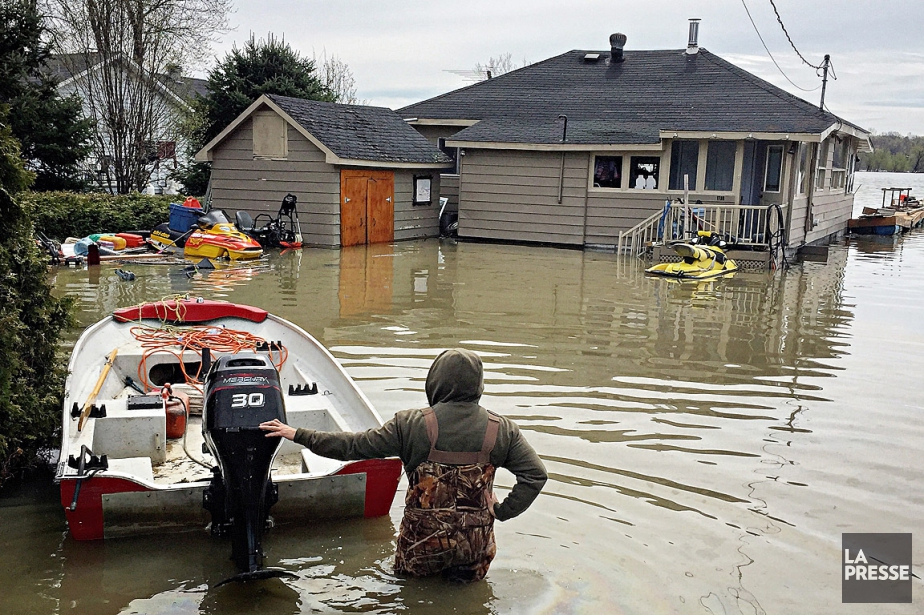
xmin=260 ymin=348 xmax=547 ymax=582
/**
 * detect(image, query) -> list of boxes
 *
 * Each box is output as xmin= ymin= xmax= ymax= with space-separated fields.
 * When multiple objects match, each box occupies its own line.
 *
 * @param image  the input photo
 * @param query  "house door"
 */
xmin=340 ymin=170 xmax=395 ymax=246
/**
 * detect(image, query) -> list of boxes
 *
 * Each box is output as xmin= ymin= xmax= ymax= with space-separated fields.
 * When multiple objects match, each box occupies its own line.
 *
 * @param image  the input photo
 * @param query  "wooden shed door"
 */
xmin=340 ymin=170 xmax=394 ymax=246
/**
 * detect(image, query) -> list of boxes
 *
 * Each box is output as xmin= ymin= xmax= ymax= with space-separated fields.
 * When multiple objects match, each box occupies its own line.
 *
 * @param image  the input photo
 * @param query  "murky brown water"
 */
xmin=1 ymin=172 xmax=922 ymax=614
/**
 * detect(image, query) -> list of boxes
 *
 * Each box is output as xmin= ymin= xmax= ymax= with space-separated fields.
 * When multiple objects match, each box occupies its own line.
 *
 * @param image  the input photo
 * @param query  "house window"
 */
xmin=704 ymin=141 xmax=736 ymax=191
xmin=438 ymin=138 xmax=460 ymax=174
xmin=669 ymin=140 xmax=699 ymax=190
xmin=630 ymin=156 xmax=660 ymax=190
xmin=832 ymin=139 xmax=845 ymax=168
xmin=831 ymin=138 xmax=847 ymax=191
xmin=157 ymin=141 xmax=177 ymax=160
xmin=764 ymin=145 xmax=783 ymax=192
xmin=414 ymin=175 xmax=432 ymax=206
xmin=797 ymin=144 xmax=808 ymax=194
xmin=593 ymin=155 xmax=623 ymax=188
xmin=816 ymin=168 xmax=827 ymax=190
xmin=253 ymin=113 xmax=287 ymax=158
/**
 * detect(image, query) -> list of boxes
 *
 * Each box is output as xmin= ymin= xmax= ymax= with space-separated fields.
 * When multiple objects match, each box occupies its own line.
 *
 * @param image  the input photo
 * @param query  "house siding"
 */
xmin=409 ymin=124 xmax=462 ymax=212
xmin=458 ymin=149 xmax=589 ymax=245
xmin=394 ymin=170 xmax=441 ymax=241
xmin=585 ymin=191 xmax=669 ymax=246
xmin=210 ymin=114 xmax=342 ymax=247
xmin=806 ymin=191 xmax=854 ymax=244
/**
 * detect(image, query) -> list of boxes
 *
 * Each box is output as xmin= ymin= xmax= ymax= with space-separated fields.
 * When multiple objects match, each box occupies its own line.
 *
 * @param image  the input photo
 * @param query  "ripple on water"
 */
xmin=13 ymin=201 xmax=924 ymax=613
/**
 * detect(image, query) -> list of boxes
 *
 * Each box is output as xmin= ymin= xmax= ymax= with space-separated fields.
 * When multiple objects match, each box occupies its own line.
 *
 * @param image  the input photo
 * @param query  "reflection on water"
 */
xmin=3 ymin=174 xmax=924 ymax=614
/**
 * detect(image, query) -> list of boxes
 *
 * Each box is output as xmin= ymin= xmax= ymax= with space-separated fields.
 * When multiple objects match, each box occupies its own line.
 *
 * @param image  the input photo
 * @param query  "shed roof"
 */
xmin=198 ymin=94 xmax=451 ymax=167
xmin=399 ymin=49 xmax=869 ymax=146
xmin=269 ymin=95 xmax=451 ymax=164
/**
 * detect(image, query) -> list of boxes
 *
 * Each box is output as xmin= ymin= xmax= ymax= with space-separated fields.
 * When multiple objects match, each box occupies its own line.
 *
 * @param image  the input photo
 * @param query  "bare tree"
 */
xmin=42 ymin=0 xmax=231 ymax=193
xmin=474 ymin=53 xmax=530 ymax=79
xmin=314 ymin=50 xmax=364 ymax=105
xmin=448 ymin=53 xmax=531 ymax=82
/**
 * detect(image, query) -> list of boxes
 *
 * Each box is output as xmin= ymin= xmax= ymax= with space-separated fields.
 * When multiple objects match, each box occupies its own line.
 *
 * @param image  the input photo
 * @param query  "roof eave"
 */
xmin=335 ymin=158 xmax=455 ymax=169
xmin=404 ymin=118 xmax=480 ymax=127
xmin=445 ymin=140 xmax=663 ymax=151
xmin=660 ymin=129 xmax=821 ymax=142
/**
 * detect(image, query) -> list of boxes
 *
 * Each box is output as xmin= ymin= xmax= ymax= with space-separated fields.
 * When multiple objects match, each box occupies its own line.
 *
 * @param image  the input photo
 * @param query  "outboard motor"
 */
xmin=202 ymin=354 xmax=286 ymax=577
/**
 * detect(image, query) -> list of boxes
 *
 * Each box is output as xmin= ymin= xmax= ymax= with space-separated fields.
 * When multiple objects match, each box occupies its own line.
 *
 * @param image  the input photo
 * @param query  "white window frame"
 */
xmin=763 ymin=145 xmax=784 ymax=193
xmin=590 ymin=154 xmax=626 ymax=190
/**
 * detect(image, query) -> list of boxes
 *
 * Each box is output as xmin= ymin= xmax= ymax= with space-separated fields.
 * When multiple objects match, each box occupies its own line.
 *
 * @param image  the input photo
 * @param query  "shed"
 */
xmin=196 ymin=94 xmax=453 ymax=247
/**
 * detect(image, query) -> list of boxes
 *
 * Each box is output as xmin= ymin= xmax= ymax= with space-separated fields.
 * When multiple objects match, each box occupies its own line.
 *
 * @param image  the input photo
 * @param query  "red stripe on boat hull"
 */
xmin=60 ymin=477 xmax=151 ymax=541
xmin=336 ymin=458 xmax=403 ymax=517
xmin=113 ymin=300 xmax=268 ymax=324
xmin=61 ymin=459 xmax=402 ymax=539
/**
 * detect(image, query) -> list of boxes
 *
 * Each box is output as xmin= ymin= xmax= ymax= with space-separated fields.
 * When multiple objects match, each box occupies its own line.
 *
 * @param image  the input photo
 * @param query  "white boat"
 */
xmin=55 ymin=298 xmax=401 ymax=575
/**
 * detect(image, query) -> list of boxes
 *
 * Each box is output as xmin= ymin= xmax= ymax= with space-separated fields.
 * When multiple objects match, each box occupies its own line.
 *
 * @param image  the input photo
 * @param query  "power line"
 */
xmin=768 ymin=0 xmax=824 ymax=70
xmin=740 ymin=0 xmax=821 ymax=92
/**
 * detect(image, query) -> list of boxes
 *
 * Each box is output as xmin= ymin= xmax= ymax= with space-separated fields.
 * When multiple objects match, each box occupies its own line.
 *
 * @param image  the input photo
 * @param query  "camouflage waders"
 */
xmin=394 ymin=407 xmax=500 ymax=582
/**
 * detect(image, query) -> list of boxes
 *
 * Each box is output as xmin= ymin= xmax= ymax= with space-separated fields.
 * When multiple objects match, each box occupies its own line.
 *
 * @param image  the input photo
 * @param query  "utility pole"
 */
xmin=819 ymin=54 xmax=830 ymax=111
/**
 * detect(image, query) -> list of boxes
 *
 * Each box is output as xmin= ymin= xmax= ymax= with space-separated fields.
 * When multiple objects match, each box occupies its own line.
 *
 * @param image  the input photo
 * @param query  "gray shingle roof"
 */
xmin=43 ymin=53 xmax=207 ymax=102
xmin=268 ymin=94 xmax=452 ymax=165
xmin=398 ymin=49 xmax=867 ymax=145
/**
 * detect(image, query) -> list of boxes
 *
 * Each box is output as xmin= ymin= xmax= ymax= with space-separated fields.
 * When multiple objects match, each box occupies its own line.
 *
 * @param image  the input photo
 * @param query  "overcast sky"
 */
xmin=212 ymin=0 xmax=924 ymax=135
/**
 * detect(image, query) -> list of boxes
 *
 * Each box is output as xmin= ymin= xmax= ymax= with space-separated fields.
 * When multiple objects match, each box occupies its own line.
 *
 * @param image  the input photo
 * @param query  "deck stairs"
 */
xmin=617 ymin=201 xmax=783 ymax=258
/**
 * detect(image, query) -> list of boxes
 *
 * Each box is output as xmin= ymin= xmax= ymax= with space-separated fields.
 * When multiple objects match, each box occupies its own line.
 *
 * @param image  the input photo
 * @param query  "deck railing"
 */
xmin=617 ymin=201 xmax=785 ymax=256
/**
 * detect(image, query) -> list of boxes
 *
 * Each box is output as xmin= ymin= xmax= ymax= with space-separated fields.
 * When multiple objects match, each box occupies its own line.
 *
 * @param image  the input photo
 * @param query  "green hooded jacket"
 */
xmin=294 ymin=349 xmax=547 ymax=521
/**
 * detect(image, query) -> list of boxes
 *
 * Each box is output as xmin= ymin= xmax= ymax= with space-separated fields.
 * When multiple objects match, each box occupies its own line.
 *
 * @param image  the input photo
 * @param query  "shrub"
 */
xmin=0 ymin=149 xmax=75 ymax=485
xmin=21 ymin=191 xmax=178 ymax=241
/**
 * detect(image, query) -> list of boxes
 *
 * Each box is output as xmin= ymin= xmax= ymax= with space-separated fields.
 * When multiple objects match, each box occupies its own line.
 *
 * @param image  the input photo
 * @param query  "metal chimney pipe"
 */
xmin=686 ymin=19 xmax=701 ymax=55
xmin=610 ymin=33 xmax=627 ymax=63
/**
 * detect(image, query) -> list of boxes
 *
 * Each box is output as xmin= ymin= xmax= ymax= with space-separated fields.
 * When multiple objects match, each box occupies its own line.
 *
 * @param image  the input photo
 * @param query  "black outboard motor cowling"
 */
xmin=202 ymin=354 xmax=285 ymax=574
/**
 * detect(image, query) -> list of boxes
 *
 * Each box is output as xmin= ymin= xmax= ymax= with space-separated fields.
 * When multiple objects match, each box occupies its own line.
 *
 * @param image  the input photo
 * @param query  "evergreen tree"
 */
xmin=0 ymin=106 xmax=74 ymax=485
xmin=0 ymin=0 xmax=93 ymax=191
xmin=172 ymin=34 xmax=334 ymax=195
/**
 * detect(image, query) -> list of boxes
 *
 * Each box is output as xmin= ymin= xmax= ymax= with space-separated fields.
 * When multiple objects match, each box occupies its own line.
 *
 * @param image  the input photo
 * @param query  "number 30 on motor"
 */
xmin=231 ymin=393 xmax=265 ymax=408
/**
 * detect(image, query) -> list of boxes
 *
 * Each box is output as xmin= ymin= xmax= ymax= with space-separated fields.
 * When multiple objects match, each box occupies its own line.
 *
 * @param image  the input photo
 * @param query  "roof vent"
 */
xmin=609 ymin=33 xmax=627 ymax=63
xmin=583 ymin=52 xmax=602 ymax=63
xmin=686 ymin=18 xmax=701 ymax=55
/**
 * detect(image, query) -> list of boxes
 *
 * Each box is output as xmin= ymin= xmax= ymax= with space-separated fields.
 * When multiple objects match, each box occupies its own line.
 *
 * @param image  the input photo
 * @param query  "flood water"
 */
xmin=1 ymin=172 xmax=922 ymax=614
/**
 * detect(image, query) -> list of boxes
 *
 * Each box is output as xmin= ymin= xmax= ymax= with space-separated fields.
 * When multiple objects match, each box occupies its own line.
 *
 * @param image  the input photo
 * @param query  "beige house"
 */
xmin=196 ymin=94 xmax=452 ymax=247
xmin=399 ymin=28 xmax=871 ymax=254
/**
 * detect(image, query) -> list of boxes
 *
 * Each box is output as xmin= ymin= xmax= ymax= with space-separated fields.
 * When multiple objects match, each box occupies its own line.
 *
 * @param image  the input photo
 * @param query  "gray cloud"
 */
xmin=214 ymin=0 xmax=924 ymax=134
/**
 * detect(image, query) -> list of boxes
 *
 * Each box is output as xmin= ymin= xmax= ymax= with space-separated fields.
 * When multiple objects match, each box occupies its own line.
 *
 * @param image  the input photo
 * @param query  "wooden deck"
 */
xmin=848 ymin=205 xmax=924 ymax=236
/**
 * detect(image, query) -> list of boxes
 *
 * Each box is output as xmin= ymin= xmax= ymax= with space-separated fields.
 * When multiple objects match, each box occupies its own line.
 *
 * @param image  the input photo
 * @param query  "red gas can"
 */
xmin=162 ymin=386 xmax=189 ymax=439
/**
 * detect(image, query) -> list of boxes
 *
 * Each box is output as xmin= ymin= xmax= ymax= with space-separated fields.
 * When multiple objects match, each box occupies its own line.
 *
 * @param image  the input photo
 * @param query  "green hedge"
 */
xmin=0 ymin=188 xmax=74 ymax=485
xmin=21 ymin=191 xmax=181 ymax=241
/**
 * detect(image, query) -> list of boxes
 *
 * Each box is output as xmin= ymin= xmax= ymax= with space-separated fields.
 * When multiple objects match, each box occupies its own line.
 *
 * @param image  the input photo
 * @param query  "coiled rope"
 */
xmin=126 ymin=296 xmax=288 ymax=392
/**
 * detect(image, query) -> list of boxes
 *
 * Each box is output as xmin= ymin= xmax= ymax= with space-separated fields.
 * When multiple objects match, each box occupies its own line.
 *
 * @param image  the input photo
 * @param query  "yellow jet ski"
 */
xmin=645 ymin=231 xmax=738 ymax=280
xmin=150 ymin=209 xmax=264 ymax=261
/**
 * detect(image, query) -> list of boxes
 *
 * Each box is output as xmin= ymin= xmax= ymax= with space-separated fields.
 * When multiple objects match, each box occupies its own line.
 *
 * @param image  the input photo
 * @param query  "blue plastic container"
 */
xmin=169 ymin=203 xmax=201 ymax=232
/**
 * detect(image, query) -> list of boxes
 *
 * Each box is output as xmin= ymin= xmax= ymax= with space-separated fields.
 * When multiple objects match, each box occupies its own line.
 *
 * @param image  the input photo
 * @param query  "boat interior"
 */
xmin=67 ymin=347 xmax=356 ymax=487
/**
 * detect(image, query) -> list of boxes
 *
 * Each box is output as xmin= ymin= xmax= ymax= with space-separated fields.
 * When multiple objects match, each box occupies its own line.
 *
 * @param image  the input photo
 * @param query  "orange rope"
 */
xmin=129 ymin=324 xmax=288 ymax=392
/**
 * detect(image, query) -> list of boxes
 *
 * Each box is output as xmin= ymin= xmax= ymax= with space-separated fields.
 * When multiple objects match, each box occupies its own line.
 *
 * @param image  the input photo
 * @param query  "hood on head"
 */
xmin=425 ymin=348 xmax=484 ymax=406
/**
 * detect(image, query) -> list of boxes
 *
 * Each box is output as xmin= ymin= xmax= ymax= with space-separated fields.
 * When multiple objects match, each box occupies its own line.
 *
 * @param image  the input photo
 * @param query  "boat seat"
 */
xmin=107 ymin=456 xmax=155 ymax=483
xmin=277 ymin=396 xmax=348 ymax=455
xmin=299 ymin=447 xmax=347 ymax=476
xmin=91 ymin=398 xmax=167 ymax=464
